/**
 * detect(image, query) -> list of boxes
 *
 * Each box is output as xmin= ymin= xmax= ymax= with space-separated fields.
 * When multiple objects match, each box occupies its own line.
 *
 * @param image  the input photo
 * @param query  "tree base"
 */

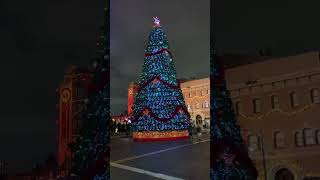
xmin=133 ymin=130 xmax=189 ymax=142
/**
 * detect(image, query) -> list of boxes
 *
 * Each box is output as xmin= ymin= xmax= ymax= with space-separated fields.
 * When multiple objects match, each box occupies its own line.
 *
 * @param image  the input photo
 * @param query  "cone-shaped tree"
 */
xmin=70 ymin=8 xmax=110 ymax=179
xmin=131 ymin=17 xmax=190 ymax=141
xmin=210 ymin=41 xmax=258 ymax=180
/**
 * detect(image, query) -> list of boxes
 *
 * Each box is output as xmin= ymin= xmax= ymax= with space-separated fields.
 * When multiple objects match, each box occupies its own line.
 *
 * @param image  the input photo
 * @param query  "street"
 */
xmin=110 ymin=131 xmax=210 ymax=180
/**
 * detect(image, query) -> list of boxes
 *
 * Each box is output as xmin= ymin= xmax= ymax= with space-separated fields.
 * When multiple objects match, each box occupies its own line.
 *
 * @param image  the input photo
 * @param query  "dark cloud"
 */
xmin=110 ymin=0 xmax=210 ymax=115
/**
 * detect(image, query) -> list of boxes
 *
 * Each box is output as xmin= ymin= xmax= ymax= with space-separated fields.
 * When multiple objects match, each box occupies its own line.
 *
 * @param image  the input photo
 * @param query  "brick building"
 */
xmin=225 ymin=52 xmax=320 ymax=179
xmin=56 ymin=65 xmax=92 ymax=172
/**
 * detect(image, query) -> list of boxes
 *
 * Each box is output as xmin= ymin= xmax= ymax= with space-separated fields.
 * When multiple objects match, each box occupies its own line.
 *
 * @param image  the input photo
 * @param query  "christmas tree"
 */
xmin=131 ymin=17 xmax=190 ymax=141
xmin=210 ymin=41 xmax=258 ymax=180
xmin=69 ymin=8 xmax=110 ymax=179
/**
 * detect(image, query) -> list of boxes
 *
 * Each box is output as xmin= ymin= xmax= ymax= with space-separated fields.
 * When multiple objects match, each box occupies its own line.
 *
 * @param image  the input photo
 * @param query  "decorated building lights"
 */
xmin=132 ymin=17 xmax=190 ymax=141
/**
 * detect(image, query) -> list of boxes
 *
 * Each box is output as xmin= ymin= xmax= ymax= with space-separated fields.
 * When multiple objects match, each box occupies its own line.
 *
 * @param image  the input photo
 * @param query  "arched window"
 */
xmin=235 ymin=101 xmax=242 ymax=115
xmin=196 ymin=103 xmax=200 ymax=109
xmin=253 ymin=98 xmax=261 ymax=113
xmin=274 ymin=131 xmax=286 ymax=148
xmin=290 ymin=92 xmax=299 ymax=107
xmin=247 ymin=135 xmax=260 ymax=151
xmin=271 ymin=95 xmax=280 ymax=109
xmin=303 ymin=128 xmax=316 ymax=145
xmin=311 ymin=89 xmax=320 ymax=104
xmin=295 ymin=131 xmax=304 ymax=147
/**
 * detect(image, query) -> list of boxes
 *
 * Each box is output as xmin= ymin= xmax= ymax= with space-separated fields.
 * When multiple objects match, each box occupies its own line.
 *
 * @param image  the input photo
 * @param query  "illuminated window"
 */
xmin=253 ymin=98 xmax=261 ymax=113
xmin=274 ymin=131 xmax=286 ymax=148
xmin=207 ymin=89 xmax=210 ymax=94
xmin=295 ymin=131 xmax=304 ymax=147
xmin=271 ymin=95 xmax=280 ymax=109
xmin=290 ymin=92 xmax=299 ymax=107
xmin=205 ymin=102 xmax=209 ymax=108
xmin=311 ymin=89 xmax=320 ymax=104
xmin=304 ymin=128 xmax=316 ymax=145
xmin=187 ymin=104 xmax=191 ymax=110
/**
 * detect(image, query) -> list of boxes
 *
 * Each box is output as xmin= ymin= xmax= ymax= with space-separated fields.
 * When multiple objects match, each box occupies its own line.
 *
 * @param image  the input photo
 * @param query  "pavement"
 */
xmin=110 ymin=132 xmax=210 ymax=180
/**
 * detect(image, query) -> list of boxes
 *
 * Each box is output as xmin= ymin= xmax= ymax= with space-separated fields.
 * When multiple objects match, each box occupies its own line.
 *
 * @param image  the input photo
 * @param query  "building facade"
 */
xmin=225 ymin=52 xmax=320 ymax=180
xmin=57 ymin=66 xmax=92 ymax=172
xmin=180 ymin=78 xmax=210 ymax=128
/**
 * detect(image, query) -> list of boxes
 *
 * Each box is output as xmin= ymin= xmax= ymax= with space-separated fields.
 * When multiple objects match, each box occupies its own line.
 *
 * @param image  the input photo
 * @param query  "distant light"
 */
xmin=128 ymin=120 xmax=131 ymax=123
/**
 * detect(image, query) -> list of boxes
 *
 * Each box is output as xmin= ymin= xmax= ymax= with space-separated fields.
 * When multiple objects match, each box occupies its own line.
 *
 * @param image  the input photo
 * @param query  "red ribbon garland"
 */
xmin=144 ymin=48 xmax=173 ymax=58
xmin=137 ymin=76 xmax=180 ymax=92
xmin=132 ymin=105 xmax=190 ymax=123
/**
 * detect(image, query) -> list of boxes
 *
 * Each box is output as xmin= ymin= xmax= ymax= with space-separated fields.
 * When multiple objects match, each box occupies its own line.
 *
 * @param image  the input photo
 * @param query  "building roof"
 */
xmin=217 ymin=54 xmax=272 ymax=69
xmin=225 ymin=51 xmax=320 ymax=85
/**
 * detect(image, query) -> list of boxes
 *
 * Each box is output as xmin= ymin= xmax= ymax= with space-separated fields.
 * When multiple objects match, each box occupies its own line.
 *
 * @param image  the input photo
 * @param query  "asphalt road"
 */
xmin=110 ymin=132 xmax=210 ymax=180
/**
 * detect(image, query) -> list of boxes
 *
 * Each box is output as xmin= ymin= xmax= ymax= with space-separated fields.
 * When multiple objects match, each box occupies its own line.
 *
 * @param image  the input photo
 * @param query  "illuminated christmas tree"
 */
xmin=210 ymin=41 xmax=258 ymax=180
xmin=131 ymin=17 xmax=190 ymax=141
xmin=69 ymin=8 xmax=110 ymax=179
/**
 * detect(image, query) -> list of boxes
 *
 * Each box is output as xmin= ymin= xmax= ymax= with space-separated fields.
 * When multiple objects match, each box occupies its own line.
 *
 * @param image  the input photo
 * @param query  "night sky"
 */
xmin=1 ymin=0 xmax=320 ymax=174
xmin=110 ymin=0 xmax=210 ymax=115
xmin=0 ymin=0 xmax=104 ymax=173
xmin=214 ymin=0 xmax=320 ymax=56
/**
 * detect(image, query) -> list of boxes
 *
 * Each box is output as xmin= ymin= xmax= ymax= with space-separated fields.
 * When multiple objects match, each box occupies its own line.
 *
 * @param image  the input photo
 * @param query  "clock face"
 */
xmin=61 ymin=88 xmax=71 ymax=103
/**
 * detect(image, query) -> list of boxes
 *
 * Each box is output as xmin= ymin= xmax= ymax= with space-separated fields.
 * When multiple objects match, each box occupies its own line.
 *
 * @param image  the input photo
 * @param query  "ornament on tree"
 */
xmin=153 ymin=78 xmax=160 ymax=84
xmin=143 ymin=109 xmax=150 ymax=116
xmin=218 ymin=150 xmax=236 ymax=168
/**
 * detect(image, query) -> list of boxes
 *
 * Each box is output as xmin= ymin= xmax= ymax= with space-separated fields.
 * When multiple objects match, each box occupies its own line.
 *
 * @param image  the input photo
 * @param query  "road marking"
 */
xmin=111 ymin=162 xmax=185 ymax=180
xmin=112 ymin=139 xmax=209 ymax=164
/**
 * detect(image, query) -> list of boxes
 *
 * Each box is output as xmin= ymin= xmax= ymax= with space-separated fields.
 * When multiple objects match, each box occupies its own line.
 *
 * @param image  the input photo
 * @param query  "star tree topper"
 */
xmin=153 ymin=16 xmax=161 ymax=27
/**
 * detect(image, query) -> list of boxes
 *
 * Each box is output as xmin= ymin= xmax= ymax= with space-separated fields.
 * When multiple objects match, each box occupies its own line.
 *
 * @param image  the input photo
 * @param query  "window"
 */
xmin=235 ymin=101 xmax=242 ymax=115
xmin=274 ymin=131 xmax=286 ymax=148
xmin=253 ymin=99 xmax=261 ymax=113
xmin=205 ymin=101 xmax=209 ymax=108
xmin=196 ymin=103 xmax=200 ymax=109
xmin=271 ymin=95 xmax=280 ymax=109
xmin=247 ymin=135 xmax=260 ymax=151
xmin=290 ymin=92 xmax=299 ymax=107
xmin=207 ymin=89 xmax=210 ymax=94
xmin=189 ymin=92 xmax=192 ymax=98
xmin=295 ymin=131 xmax=304 ymax=147
xmin=187 ymin=104 xmax=191 ymax=110
xmin=304 ymin=128 xmax=316 ymax=145
xmin=201 ymin=90 xmax=204 ymax=96
xmin=311 ymin=89 xmax=320 ymax=104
